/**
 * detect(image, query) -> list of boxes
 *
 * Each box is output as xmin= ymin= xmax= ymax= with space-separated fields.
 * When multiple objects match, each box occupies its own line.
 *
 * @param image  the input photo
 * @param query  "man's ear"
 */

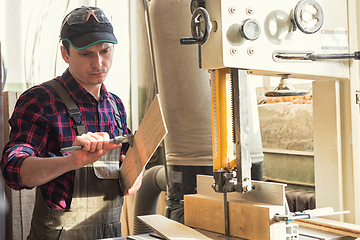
xmin=60 ymin=46 xmax=70 ymax=63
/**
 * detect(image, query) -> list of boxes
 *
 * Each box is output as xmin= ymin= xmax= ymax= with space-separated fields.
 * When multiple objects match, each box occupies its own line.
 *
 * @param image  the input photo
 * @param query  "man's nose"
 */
xmin=91 ymin=54 xmax=102 ymax=68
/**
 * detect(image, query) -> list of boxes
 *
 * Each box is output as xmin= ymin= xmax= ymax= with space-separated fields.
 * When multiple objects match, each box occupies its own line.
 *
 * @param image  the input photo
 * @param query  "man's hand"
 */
xmin=20 ymin=132 xmax=122 ymax=188
xmin=121 ymin=154 xmax=145 ymax=196
xmin=68 ymin=132 xmax=122 ymax=170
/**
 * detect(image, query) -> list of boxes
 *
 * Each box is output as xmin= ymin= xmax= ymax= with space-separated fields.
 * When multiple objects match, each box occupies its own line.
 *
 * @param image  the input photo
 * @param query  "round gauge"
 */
xmin=241 ymin=19 xmax=261 ymax=41
xmin=294 ymin=0 xmax=324 ymax=34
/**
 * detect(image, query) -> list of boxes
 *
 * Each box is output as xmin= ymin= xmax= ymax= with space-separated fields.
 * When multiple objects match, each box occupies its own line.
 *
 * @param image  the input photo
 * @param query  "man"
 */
xmin=1 ymin=6 xmax=139 ymax=239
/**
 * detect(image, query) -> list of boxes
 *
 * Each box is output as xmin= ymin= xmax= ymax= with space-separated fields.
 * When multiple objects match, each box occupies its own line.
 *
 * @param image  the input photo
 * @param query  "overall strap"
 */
xmin=45 ymin=79 xmax=86 ymax=135
xmin=46 ymin=80 xmax=123 ymax=136
xmin=108 ymin=97 xmax=123 ymax=135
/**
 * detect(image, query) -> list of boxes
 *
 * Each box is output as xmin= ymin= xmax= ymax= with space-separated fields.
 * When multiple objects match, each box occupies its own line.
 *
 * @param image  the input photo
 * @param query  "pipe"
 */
xmin=133 ymin=165 xmax=166 ymax=235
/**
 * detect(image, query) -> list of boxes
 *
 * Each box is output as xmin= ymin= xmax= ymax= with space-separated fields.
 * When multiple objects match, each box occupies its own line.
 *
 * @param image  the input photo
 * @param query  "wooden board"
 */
xmin=196 ymin=175 xmax=286 ymax=206
xmin=3 ymin=91 xmax=35 ymax=240
xmin=295 ymin=218 xmax=360 ymax=238
xmin=184 ymin=194 xmax=286 ymax=240
xmin=120 ymin=94 xmax=168 ymax=192
xmin=3 ymin=91 xmax=22 ymax=144
xmin=184 ymin=175 xmax=287 ymax=240
xmin=138 ymin=214 xmax=212 ymax=240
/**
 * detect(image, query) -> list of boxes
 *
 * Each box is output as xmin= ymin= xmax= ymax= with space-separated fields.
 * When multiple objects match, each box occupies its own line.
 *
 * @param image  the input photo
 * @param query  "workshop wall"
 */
xmin=0 ymin=0 xmax=131 ymax=116
xmin=0 ymin=1 xmax=132 ymax=239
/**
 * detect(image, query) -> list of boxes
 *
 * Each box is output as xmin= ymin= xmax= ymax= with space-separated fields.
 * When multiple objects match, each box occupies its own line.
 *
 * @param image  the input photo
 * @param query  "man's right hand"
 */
xmin=68 ymin=132 xmax=123 ymax=169
xmin=19 ymin=132 xmax=122 ymax=188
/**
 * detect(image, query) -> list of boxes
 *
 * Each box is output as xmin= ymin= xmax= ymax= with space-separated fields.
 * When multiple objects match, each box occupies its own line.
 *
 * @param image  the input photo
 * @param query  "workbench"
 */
xmin=103 ymin=227 xmax=356 ymax=240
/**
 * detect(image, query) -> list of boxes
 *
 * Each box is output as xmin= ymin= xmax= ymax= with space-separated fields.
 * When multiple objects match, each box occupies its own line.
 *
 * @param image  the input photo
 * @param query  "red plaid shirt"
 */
xmin=1 ymin=69 xmax=130 ymax=209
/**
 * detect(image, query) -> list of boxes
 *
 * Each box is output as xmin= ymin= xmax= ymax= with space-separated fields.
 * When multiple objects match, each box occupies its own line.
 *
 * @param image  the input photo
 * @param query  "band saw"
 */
xmin=179 ymin=0 xmax=360 ymax=239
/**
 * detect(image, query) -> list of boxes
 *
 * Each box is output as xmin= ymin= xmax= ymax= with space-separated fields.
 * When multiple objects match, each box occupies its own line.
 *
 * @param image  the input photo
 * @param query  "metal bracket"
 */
xmin=212 ymin=169 xmax=237 ymax=193
xmin=231 ymin=69 xmax=252 ymax=193
xmin=274 ymin=51 xmax=360 ymax=62
xmin=356 ymin=91 xmax=360 ymax=105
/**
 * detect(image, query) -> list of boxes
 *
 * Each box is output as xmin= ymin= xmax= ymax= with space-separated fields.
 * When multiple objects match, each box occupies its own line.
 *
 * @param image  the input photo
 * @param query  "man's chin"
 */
xmin=89 ymin=74 xmax=107 ymax=83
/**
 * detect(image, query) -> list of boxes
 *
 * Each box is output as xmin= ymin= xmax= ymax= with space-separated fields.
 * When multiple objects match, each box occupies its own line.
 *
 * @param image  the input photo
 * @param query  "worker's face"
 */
xmin=61 ymin=42 xmax=114 ymax=86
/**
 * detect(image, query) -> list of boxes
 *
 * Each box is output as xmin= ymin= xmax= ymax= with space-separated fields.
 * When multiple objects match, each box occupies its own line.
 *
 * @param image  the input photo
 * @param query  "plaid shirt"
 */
xmin=1 ymin=68 xmax=131 ymax=209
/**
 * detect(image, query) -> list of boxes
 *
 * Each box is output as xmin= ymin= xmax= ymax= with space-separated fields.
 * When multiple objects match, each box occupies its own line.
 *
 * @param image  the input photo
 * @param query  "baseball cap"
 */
xmin=60 ymin=6 xmax=118 ymax=50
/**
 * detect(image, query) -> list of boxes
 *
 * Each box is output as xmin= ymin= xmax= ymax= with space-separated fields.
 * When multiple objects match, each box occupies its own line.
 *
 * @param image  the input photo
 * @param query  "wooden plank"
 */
xmin=3 ymin=91 xmax=35 ymax=240
xmin=262 ymin=148 xmax=314 ymax=156
xmin=195 ymin=228 xmax=244 ymax=240
xmin=184 ymin=195 xmax=225 ymax=235
xmin=184 ymin=194 xmax=286 ymax=240
xmin=138 ymin=214 xmax=212 ymax=240
xmin=196 ymin=175 xmax=286 ymax=206
xmin=0 ymin=47 xmax=4 ymax=240
xmin=295 ymin=218 xmax=360 ymax=238
xmin=120 ymin=94 xmax=168 ymax=192
xmin=184 ymin=175 xmax=287 ymax=239
xmin=3 ymin=91 xmax=21 ymax=143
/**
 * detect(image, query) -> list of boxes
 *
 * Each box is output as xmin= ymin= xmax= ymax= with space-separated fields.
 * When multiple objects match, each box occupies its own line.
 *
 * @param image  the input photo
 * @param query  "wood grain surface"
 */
xmin=184 ymin=175 xmax=287 ymax=240
xmin=138 ymin=214 xmax=212 ymax=240
xmin=295 ymin=218 xmax=360 ymax=238
xmin=120 ymin=95 xmax=168 ymax=192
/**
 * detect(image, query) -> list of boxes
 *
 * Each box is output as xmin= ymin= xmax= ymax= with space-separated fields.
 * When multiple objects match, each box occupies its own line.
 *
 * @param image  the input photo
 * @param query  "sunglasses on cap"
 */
xmin=63 ymin=7 xmax=112 ymax=26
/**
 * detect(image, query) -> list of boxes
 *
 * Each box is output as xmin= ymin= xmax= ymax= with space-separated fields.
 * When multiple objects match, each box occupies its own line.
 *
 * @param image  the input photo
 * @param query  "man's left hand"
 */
xmin=120 ymin=155 xmax=145 ymax=196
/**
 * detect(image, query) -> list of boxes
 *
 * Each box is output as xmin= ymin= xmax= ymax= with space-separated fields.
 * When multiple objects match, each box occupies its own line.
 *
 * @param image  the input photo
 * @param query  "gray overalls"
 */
xmin=28 ymin=80 xmax=124 ymax=239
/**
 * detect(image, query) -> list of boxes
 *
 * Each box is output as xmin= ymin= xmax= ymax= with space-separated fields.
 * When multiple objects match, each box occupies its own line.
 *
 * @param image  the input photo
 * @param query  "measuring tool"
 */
xmin=274 ymin=207 xmax=350 ymax=222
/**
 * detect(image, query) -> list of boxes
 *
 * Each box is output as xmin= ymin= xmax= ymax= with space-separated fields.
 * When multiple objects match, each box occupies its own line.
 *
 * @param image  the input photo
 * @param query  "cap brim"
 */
xmin=66 ymin=32 xmax=118 ymax=50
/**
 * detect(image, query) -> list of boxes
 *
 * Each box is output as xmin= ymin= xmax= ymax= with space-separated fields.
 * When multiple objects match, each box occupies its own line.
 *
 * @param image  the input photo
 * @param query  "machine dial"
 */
xmin=294 ymin=0 xmax=324 ymax=34
xmin=241 ymin=19 xmax=261 ymax=41
xmin=190 ymin=7 xmax=212 ymax=45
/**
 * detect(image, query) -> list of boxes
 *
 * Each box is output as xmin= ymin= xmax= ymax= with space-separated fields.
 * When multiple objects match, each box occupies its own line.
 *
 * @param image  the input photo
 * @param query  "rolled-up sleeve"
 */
xmin=1 ymin=145 xmax=37 ymax=190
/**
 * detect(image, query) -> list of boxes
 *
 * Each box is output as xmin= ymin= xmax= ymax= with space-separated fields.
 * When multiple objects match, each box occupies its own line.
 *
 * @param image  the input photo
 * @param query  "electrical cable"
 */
xmin=143 ymin=0 xmax=159 ymax=95
xmin=24 ymin=0 xmax=48 ymax=87
xmin=142 ymin=0 xmax=171 ymax=193
xmin=1 ymin=55 xmax=7 ymax=92
xmin=23 ymin=0 xmax=38 ymax=86
xmin=26 ymin=0 xmax=67 ymax=86
xmin=54 ymin=0 xmax=71 ymax=77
